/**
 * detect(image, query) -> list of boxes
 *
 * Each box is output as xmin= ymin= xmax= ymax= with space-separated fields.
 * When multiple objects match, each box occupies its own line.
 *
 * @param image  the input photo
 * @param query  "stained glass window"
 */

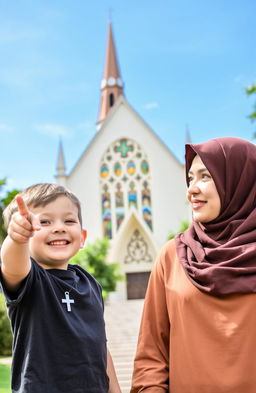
xmin=141 ymin=160 xmax=149 ymax=174
xmin=100 ymin=138 xmax=153 ymax=238
xmin=127 ymin=161 xmax=136 ymax=175
xmin=115 ymin=183 xmax=125 ymax=229
xmin=114 ymin=139 xmax=134 ymax=157
xmin=128 ymin=182 xmax=137 ymax=208
xmin=114 ymin=162 xmax=122 ymax=176
xmin=142 ymin=181 xmax=152 ymax=230
xmin=102 ymin=185 xmax=112 ymax=238
xmin=101 ymin=163 xmax=109 ymax=178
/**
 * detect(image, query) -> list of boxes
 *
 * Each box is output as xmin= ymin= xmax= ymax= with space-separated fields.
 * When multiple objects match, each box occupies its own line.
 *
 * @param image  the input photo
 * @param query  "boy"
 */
xmin=0 ymin=183 xmax=121 ymax=393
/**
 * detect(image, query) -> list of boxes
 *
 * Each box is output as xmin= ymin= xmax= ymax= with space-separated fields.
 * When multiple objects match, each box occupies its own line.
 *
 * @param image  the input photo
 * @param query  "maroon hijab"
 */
xmin=175 ymin=137 xmax=256 ymax=296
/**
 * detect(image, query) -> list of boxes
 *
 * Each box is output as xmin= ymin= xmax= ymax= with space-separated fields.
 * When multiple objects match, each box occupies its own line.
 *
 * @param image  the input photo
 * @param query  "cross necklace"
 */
xmin=62 ymin=291 xmax=75 ymax=312
xmin=60 ymin=273 xmax=77 ymax=312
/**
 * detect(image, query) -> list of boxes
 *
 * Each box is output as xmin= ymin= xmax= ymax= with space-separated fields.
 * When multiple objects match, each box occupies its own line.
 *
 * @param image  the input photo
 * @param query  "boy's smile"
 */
xmin=28 ymin=196 xmax=85 ymax=269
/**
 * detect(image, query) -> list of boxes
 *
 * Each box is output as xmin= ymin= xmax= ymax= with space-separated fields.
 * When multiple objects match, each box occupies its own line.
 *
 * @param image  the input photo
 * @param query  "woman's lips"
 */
xmin=191 ymin=200 xmax=207 ymax=210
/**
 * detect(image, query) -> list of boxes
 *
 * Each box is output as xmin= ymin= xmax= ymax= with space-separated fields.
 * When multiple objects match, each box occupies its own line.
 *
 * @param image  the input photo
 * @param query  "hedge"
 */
xmin=0 ymin=293 xmax=12 ymax=356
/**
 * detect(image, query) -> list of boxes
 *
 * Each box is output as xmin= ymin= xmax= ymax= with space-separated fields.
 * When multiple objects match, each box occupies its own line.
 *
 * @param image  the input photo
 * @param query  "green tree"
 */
xmin=70 ymin=237 xmax=123 ymax=300
xmin=167 ymin=220 xmax=190 ymax=240
xmin=0 ymin=179 xmax=20 ymax=245
xmin=0 ymin=293 xmax=12 ymax=356
xmin=246 ymin=84 xmax=256 ymax=138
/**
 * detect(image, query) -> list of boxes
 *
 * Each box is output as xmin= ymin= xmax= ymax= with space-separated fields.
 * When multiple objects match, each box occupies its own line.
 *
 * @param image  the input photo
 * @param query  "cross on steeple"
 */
xmin=62 ymin=292 xmax=74 ymax=312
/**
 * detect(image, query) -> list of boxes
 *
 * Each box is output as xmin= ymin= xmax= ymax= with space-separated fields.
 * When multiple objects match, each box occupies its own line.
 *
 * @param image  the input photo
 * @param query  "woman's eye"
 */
xmin=188 ymin=176 xmax=193 ymax=183
xmin=202 ymin=173 xmax=211 ymax=180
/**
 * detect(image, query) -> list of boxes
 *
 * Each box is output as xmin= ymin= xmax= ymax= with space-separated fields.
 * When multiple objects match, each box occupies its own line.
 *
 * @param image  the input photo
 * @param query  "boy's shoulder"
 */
xmin=68 ymin=263 xmax=103 ymax=292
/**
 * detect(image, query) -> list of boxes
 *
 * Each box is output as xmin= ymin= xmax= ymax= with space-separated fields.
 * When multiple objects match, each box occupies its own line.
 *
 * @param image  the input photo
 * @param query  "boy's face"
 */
xmin=28 ymin=196 xmax=85 ymax=270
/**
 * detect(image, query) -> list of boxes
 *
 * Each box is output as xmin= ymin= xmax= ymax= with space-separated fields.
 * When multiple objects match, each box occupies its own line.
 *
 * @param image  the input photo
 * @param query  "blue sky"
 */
xmin=0 ymin=0 xmax=255 ymax=192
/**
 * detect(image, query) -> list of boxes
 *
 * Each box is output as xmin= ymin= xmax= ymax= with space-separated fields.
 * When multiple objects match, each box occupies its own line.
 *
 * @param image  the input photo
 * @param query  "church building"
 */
xmin=55 ymin=22 xmax=189 ymax=301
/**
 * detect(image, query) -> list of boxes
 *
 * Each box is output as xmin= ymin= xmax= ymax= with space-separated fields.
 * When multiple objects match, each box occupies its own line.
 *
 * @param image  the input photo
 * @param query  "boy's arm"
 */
xmin=107 ymin=348 xmax=122 ymax=393
xmin=0 ymin=195 xmax=40 ymax=292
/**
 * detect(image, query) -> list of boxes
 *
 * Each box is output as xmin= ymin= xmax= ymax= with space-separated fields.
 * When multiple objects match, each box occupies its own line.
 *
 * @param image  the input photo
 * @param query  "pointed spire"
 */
xmin=56 ymin=138 xmax=66 ymax=175
xmin=97 ymin=21 xmax=124 ymax=125
xmin=55 ymin=138 xmax=67 ymax=186
xmin=185 ymin=125 xmax=192 ymax=144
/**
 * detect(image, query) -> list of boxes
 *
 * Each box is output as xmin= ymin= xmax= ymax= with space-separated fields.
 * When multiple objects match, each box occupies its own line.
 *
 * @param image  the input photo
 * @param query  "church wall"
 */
xmin=65 ymin=100 xmax=188 ymax=246
xmin=100 ymin=101 xmax=188 ymax=245
xmin=62 ymin=99 xmax=189 ymax=300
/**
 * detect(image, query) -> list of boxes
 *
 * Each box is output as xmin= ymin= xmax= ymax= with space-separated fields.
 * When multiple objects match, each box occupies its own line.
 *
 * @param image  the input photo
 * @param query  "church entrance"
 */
xmin=126 ymin=272 xmax=151 ymax=299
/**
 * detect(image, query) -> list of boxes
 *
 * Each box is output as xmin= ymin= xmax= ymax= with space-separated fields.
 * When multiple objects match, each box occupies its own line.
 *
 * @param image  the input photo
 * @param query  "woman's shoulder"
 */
xmin=159 ymin=239 xmax=177 ymax=259
xmin=154 ymin=239 xmax=178 ymax=272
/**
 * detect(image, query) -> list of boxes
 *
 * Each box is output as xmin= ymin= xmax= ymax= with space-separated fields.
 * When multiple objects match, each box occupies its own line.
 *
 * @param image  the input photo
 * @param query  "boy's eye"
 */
xmin=40 ymin=220 xmax=50 ymax=225
xmin=65 ymin=219 xmax=77 ymax=224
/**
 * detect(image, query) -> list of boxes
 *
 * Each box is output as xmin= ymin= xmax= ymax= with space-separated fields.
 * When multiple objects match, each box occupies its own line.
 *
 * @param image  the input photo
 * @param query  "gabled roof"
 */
xmin=68 ymin=95 xmax=183 ymax=177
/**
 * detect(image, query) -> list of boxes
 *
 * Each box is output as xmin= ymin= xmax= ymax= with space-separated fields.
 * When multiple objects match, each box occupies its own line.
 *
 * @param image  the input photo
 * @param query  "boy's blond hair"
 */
xmin=3 ymin=183 xmax=83 ymax=228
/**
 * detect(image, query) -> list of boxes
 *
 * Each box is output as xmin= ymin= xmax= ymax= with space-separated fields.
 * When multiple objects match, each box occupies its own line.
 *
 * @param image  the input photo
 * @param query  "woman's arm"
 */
xmin=130 ymin=246 xmax=170 ymax=393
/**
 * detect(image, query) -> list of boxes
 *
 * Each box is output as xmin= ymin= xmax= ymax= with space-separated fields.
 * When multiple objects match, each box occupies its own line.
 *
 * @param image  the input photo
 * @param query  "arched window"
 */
xmin=109 ymin=93 xmax=115 ymax=107
xmin=102 ymin=184 xmax=112 ymax=238
xmin=115 ymin=183 xmax=124 ymax=229
xmin=100 ymin=138 xmax=153 ymax=239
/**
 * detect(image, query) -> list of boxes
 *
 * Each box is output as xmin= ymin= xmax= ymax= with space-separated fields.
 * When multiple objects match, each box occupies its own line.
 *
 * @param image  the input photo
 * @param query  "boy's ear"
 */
xmin=80 ymin=229 xmax=87 ymax=248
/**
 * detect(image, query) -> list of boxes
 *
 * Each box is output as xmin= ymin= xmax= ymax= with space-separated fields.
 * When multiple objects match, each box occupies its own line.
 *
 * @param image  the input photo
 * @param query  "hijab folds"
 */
xmin=175 ymin=137 xmax=256 ymax=296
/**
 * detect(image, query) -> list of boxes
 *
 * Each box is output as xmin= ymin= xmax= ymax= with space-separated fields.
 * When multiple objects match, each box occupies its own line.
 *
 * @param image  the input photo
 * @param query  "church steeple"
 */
xmin=185 ymin=125 xmax=192 ymax=144
xmin=55 ymin=138 xmax=67 ymax=186
xmin=97 ymin=21 xmax=124 ymax=125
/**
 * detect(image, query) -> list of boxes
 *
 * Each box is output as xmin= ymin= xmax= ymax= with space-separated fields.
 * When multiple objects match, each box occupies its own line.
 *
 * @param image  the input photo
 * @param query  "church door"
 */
xmin=126 ymin=272 xmax=151 ymax=299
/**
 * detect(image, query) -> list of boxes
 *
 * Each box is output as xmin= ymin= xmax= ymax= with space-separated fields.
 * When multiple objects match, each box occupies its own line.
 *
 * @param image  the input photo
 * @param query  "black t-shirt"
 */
xmin=0 ymin=259 xmax=109 ymax=393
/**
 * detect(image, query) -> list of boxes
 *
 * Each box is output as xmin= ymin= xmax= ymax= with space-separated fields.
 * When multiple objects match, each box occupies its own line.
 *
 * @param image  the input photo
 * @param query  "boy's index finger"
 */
xmin=15 ymin=195 xmax=29 ymax=217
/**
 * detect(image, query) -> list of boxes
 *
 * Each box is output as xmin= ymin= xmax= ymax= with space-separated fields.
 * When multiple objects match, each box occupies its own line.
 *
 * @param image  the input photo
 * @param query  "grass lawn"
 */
xmin=0 ymin=364 xmax=11 ymax=393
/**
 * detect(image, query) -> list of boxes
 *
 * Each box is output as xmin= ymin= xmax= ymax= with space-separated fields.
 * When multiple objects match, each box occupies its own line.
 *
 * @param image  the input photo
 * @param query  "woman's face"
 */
xmin=187 ymin=155 xmax=221 ymax=223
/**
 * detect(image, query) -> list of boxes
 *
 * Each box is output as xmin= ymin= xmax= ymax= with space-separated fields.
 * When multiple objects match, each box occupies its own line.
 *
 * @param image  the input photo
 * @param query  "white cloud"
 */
xmin=0 ymin=26 xmax=45 ymax=44
xmin=0 ymin=124 xmax=13 ymax=133
xmin=143 ymin=102 xmax=159 ymax=110
xmin=35 ymin=123 xmax=72 ymax=138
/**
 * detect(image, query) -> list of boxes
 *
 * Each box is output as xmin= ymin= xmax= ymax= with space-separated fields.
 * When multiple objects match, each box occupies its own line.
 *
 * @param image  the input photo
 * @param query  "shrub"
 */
xmin=0 ymin=293 xmax=12 ymax=356
xmin=167 ymin=220 xmax=190 ymax=240
xmin=70 ymin=238 xmax=123 ymax=300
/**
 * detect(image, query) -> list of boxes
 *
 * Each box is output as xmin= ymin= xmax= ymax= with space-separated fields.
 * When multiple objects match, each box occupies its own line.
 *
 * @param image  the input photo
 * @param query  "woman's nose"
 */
xmin=187 ymin=181 xmax=200 ymax=195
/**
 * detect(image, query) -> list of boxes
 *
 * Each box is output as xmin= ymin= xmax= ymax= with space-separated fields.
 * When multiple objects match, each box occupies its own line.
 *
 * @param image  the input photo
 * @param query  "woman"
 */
xmin=131 ymin=137 xmax=256 ymax=393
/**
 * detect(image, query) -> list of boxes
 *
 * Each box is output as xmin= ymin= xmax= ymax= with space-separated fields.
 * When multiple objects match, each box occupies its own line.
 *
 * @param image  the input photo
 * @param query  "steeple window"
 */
xmin=109 ymin=93 xmax=115 ymax=107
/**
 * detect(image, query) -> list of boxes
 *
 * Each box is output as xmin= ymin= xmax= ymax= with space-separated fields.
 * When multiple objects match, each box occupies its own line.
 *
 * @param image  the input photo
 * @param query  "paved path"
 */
xmin=105 ymin=299 xmax=144 ymax=393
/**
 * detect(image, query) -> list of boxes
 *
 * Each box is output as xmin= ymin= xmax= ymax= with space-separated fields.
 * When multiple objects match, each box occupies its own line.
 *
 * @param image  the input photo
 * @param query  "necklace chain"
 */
xmin=51 ymin=271 xmax=77 ymax=312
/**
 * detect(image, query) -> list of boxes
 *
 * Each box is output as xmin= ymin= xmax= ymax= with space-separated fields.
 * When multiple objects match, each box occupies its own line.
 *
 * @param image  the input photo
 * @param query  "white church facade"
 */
xmin=55 ymin=22 xmax=189 ymax=300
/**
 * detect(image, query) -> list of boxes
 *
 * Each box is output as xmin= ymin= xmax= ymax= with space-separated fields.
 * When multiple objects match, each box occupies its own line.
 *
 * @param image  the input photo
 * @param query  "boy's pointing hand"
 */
xmin=8 ymin=195 xmax=41 ymax=244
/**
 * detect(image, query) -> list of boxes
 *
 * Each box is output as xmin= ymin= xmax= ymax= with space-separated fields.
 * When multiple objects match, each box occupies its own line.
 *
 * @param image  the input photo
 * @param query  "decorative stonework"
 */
xmin=124 ymin=229 xmax=153 ymax=264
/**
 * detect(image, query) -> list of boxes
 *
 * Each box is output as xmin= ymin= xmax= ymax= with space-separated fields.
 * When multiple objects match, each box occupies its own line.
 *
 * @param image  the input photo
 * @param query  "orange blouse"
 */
xmin=131 ymin=239 xmax=256 ymax=393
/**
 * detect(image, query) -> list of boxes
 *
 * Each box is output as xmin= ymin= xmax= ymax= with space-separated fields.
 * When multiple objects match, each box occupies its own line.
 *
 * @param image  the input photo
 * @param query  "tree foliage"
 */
xmin=0 ymin=294 xmax=12 ymax=356
xmin=246 ymin=84 xmax=256 ymax=138
xmin=167 ymin=220 xmax=190 ymax=240
xmin=70 ymin=237 xmax=123 ymax=300
xmin=0 ymin=178 xmax=20 ymax=245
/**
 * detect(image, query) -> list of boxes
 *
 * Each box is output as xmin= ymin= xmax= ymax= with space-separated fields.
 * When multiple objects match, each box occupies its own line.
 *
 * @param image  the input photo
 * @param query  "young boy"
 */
xmin=0 ymin=183 xmax=121 ymax=393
